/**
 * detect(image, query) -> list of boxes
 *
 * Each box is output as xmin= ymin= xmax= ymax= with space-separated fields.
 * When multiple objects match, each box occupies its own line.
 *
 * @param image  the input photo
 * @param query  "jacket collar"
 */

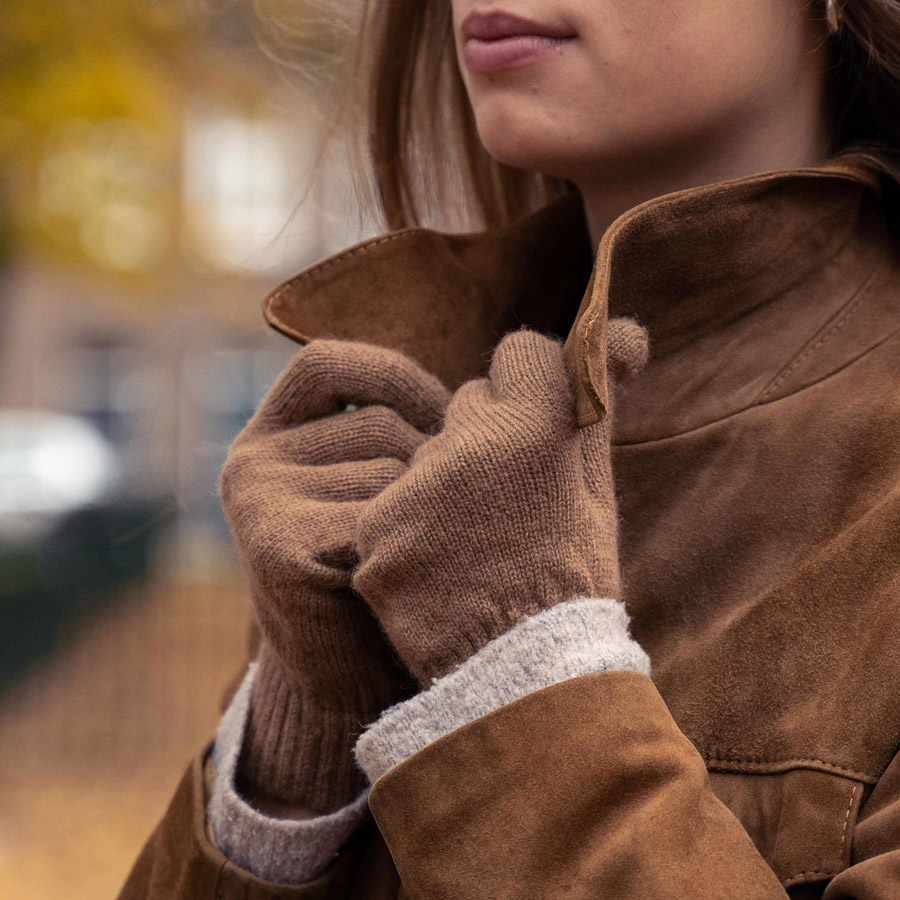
xmin=264 ymin=155 xmax=889 ymax=439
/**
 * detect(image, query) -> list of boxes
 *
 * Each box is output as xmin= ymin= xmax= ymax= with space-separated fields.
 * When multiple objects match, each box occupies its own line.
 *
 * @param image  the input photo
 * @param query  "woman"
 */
xmin=121 ymin=0 xmax=900 ymax=897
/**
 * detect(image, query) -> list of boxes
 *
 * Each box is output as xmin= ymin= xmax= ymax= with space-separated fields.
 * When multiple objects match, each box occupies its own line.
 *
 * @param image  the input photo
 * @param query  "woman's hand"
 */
xmin=352 ymin=319 xmax=649 ymax=687
xmin=219 ymin=338 xmax=450 ymax=811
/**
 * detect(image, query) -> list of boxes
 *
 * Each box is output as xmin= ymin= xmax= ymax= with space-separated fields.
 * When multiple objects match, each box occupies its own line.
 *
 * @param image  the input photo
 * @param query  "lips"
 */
xmin=460 ymin=10 xmax=576 ymax=72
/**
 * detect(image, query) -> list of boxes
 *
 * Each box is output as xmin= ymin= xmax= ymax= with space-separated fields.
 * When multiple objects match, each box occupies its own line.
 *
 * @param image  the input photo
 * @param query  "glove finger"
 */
xmin=284 ymin=405 xmax=429 ymax=466
xmin=222 ymin=444 xmax=399 ymax=582
xmin=259 ymin=339 xmax=451 ymax=432
xmin=580 ymin=416 xmax=615 ymax=490
xmin=306 ymin=457 xmax=408 ymax=502
xmin=310 ymin=501 xmax=367 ymax=571
xmin=607 ymin=316 xmax=650 ymax=382
xmin=487 ymin=328 xmax=573 ymax=412
xmin=439 ymin=377 xmax=496 ymax=433
xmin=250 ymin=457 xmax=407 ymax=504
xmin=258 ymin=499 xmax=369 ymax=581
xmin=230 ymin=495 xmax=357 ymax=600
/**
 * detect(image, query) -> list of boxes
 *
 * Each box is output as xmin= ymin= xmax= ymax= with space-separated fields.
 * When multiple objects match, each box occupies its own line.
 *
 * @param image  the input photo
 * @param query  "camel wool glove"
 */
xmin=353 ymin=320 xmax=649 ymax=686
xmin=219 ymin=338 xmax=450 ymax=811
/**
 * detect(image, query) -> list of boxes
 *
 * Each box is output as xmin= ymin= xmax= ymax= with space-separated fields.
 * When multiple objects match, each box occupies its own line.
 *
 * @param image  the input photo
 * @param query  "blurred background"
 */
xmin=0 ymin=1 xmax=364 ymax=895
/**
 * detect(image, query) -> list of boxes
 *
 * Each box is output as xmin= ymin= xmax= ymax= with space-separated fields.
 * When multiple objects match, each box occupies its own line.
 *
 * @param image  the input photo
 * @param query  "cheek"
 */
xmin=464 ymin=0 xmax=798 ymax=175
xmin=612 ymin=5 xmax=796 ymax=131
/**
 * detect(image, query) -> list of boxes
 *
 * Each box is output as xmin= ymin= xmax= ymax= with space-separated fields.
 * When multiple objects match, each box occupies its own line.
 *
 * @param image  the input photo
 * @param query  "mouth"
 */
xmin=460 ymin=10 xmax=577 ymax=73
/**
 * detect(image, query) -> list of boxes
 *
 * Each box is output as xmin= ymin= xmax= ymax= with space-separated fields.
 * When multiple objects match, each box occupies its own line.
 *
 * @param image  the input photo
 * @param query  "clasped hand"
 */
xmin=354 ymin=324 xmax=648 ymax=685
xmin=221 ymin=321 xmax=649 ymax=767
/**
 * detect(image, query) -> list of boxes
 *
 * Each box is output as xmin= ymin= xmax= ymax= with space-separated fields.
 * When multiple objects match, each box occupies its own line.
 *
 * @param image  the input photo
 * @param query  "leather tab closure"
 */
xmin=563 ymin=266 xmax=610 ymax=427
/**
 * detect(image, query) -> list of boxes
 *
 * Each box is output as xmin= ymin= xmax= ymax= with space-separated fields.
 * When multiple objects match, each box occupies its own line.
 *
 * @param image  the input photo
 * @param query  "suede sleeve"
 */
xmin=368 ymin=671 xmax=900 ymax=898
xmin=367 ymin=670 xmax=793 ymax=900
xmin=117 ymin=747 xmax=401 ymax=900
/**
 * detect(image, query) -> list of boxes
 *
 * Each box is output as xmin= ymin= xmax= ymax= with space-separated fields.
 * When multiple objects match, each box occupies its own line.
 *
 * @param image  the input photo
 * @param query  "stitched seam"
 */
xmin=267 ymin=167 xmax=872 ymax=324
xmin=782 ymin=782 xmax=860 ymax=886
xmin=614 ymin=322 xmax=900 ymax=447
xmin=704 ymin=754 xmax=878 ymax=782
xmin=757 ymin=265 xmax=877 ymax=402
xmin=838 ymin=782 xmax=859 ymax=868
xmin=784 ymin=869 xmax=834 ymax=885
xmin=279 ymin=165 xmax=873 ymax=305
xmin=269 ymin=230 xmax=423 ymax=302
xmin=758 ymin=294 xmax=863 ymax=401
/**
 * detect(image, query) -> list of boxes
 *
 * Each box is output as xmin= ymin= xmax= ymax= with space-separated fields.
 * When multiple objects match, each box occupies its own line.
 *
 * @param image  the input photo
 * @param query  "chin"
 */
xmin=473 ymin=108 xmax=582 ymax=177
xmin=474 ymin=98 xmax=727 ymax=186
xmin=474 ymin=109 xmax=622 ymax=183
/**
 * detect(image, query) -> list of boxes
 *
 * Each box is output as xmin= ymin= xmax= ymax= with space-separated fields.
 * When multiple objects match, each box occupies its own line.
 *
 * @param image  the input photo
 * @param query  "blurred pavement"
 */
xmin=0 ymin=571 xmax=252 ymax=898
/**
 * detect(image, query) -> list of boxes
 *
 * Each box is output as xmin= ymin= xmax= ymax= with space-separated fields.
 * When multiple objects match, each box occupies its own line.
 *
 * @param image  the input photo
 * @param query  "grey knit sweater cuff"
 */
xmin=208 ymin=663 xmax=369 ymax=885
xmin=354 ymin=596 xmax=650 ymax=783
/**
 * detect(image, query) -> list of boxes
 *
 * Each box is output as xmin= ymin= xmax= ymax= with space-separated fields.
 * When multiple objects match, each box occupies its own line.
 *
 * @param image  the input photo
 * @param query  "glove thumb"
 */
xmin=607 ymin=317 xmax=650 ymax=383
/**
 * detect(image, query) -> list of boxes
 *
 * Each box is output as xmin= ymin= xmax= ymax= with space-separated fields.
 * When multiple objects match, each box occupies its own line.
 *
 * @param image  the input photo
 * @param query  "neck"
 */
xmin=577 ymin=64 xmax=834 ymax=251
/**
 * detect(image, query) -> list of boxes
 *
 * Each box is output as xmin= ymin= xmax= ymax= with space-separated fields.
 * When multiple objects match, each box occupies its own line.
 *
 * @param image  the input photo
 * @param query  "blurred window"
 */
xmin=182 ymin=109 xmax=308 ymax=272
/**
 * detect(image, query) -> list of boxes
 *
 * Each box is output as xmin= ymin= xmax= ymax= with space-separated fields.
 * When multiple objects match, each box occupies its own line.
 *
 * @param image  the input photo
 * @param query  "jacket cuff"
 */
xmin=208 ymin=664 xmax=369 ymax=885
xmin=354 ymin=596 xmax=650 ymax=783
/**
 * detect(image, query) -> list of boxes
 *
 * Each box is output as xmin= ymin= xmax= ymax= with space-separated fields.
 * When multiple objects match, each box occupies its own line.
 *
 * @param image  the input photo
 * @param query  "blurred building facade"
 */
xmin=0 ymin=0 xmax=364 ymax=579
xmin=0 ymin=4 xmax=368 ymax=896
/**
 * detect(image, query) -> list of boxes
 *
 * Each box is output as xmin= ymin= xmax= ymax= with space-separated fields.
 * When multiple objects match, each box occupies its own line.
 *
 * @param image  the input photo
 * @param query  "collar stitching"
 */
xmin=755 ymin=265 xmax=880 ymax=404
xmin=613 ymin=323 xmax=900 ymax=447
xmin=267 ymin=229 xmax=423 ymax=306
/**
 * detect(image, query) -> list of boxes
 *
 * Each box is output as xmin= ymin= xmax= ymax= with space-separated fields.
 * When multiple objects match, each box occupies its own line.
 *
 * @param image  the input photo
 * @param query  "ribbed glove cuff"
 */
xmin=238 ymin=643 xmax=370 ymax=812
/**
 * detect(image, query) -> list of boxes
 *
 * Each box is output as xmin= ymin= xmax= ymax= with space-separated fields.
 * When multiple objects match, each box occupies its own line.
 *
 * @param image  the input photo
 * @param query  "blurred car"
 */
xmin=0 ymin=411 xmax=167 ymax=690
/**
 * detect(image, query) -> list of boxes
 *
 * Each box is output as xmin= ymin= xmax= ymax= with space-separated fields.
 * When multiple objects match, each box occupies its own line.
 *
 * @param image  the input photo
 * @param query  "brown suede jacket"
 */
xmin=120 ymin=155 xmax=900 ymax=899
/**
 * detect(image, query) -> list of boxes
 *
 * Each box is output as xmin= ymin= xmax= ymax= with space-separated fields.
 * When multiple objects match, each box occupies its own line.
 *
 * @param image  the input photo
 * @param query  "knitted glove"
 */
xmin=352 ymin=319 xmax=649 ymax=686
xmin=219 ymin=339 xmax=451 ymax=811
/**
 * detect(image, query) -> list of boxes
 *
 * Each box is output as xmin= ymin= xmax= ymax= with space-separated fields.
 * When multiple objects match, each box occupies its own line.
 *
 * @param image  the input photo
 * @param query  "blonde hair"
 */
xmin=280 ymin=0 xmax=900 ymax=233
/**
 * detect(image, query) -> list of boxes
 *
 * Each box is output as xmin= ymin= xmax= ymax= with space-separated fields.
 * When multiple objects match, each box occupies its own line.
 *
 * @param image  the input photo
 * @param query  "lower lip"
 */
xmin=463 ymin=35 xmax=574 ymax=72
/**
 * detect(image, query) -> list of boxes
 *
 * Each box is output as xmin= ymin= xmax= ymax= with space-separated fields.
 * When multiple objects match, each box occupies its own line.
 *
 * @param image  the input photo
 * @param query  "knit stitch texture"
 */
xmin=209 ymin=663 xmax=370 ymax=885
xmin=354 ymin=596 xmax=650 ymax=782
xmin=353 ymin=321 xmax=650 ymax=685
xmin=219 ymin=338 xmax=449 ymax=808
